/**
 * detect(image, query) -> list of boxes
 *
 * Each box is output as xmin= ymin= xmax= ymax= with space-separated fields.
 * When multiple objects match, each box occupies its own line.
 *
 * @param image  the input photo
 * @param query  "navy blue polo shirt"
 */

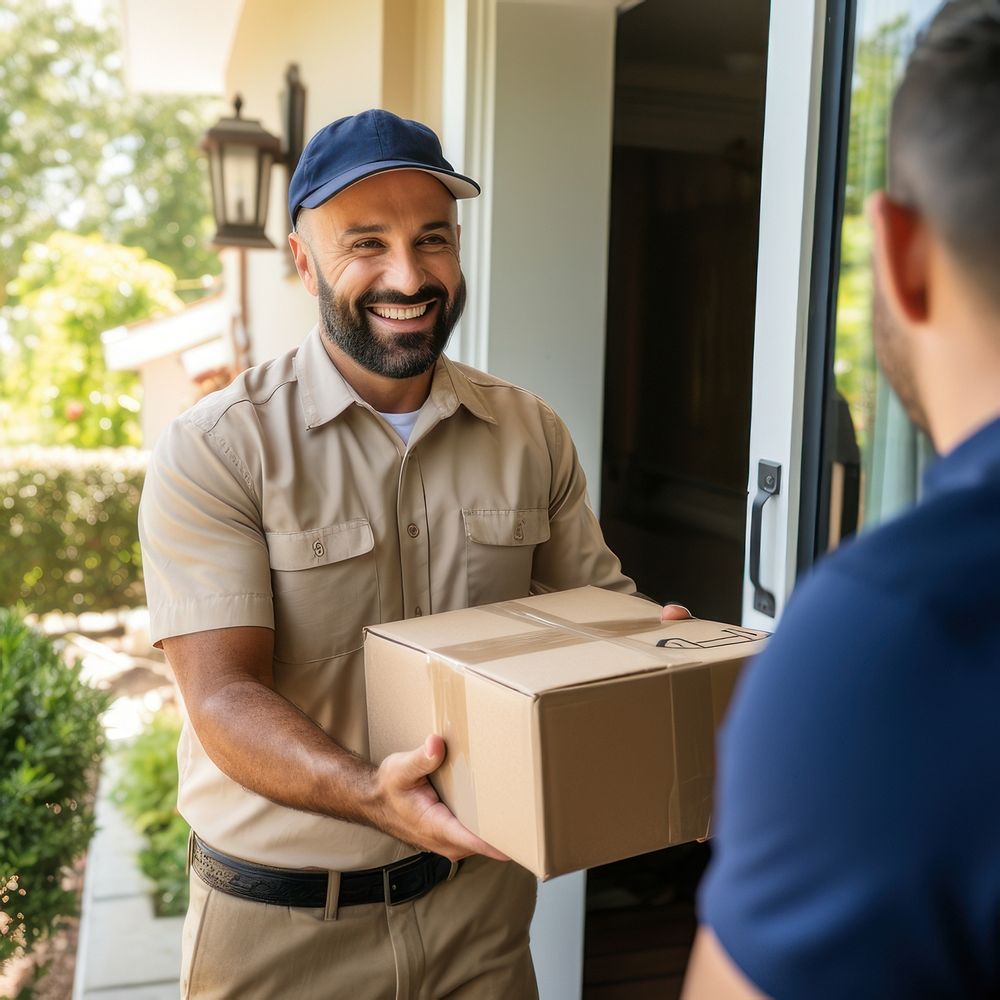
xmin=700 ymin=415 xmax=1000 ymax=999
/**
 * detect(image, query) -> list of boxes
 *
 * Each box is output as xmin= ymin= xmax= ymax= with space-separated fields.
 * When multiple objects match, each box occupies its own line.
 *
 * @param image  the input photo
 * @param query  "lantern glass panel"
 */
xmin=255 ymin=150 xmax=276 ymax=227
xmin=222 ymin=143 xmax=262 ymax=226
xmin=209 ymin=147 xmax=226 ymax=224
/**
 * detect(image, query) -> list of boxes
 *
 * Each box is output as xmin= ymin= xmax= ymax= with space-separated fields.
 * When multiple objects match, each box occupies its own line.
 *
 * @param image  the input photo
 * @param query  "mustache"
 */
xmin=357 ymin=285 xmax=447 ymax=308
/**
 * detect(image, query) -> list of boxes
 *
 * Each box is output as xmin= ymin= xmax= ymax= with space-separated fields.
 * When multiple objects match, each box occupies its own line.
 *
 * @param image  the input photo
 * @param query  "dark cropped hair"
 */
xmin=889 ymin=0 xmax=1000 ymax=298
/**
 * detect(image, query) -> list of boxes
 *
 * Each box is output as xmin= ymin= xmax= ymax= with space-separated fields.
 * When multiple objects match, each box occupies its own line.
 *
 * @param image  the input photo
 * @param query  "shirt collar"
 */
xmin=294 ymin=326 xmax=358 ymax=429
xmin=294 ymin=326 xmax=497 ymax=429
xmin=922 ymin=414 xmax=1000 ymax=499
xmin=429 ymin=355 xmax=498 ymax=426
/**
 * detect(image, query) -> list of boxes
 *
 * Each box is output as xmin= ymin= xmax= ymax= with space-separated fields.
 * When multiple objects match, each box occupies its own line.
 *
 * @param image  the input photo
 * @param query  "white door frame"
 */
xmin=742 ymin=0 xmax=829 ymax=631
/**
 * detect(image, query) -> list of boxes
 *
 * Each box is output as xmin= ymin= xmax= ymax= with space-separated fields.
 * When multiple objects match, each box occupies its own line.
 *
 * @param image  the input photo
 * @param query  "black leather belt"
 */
xmin=191 ymin=835 xmax=459 ymax=908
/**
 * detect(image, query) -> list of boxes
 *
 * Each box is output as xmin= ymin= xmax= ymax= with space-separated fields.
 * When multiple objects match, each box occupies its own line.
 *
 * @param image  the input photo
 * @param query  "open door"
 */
xmin=748 ymin=0 xmax=944 ymax=630
xmin=740 ymin=0 xmax=832 ymax=630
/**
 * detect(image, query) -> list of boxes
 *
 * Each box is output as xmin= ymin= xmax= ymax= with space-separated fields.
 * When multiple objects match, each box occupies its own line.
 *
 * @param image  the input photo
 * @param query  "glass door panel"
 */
xmin=817 ymin=0 xmax=942 ymax=557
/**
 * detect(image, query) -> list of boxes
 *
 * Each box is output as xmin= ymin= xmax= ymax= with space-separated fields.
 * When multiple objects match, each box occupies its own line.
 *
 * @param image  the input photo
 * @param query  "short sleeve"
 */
xmin=530 ymin=405 xmax=635 ymax=596
xmin=700 ymin=565 xmax=968 ymax=999
xmin=139 ymin=415 xmax=274 ymax=645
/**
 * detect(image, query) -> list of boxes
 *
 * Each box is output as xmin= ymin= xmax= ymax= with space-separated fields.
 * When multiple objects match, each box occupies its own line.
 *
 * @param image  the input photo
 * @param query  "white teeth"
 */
xmin=371 ymin=303 xmax=429 ymax=320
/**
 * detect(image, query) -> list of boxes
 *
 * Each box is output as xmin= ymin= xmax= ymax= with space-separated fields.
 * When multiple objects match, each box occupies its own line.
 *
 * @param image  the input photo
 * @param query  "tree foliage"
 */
xmin=1 ymin=232 xmax=182 ymax=447
xmin=0 ymin=0 xmax=221 ymax=305
xmin=835 ymin=15 xmax=911 ymax=455
xmin=843 ymin=17 xmax=908 ymax=217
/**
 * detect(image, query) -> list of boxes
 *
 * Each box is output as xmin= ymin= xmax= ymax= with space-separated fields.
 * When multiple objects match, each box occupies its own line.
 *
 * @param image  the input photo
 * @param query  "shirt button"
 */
xmin=313 ymin=540 xmax=325 ymax=558
xmin=407 ymin=523 xmax=420 ymax=538
xmin=415 ymin=606 xmax=423 ymax=616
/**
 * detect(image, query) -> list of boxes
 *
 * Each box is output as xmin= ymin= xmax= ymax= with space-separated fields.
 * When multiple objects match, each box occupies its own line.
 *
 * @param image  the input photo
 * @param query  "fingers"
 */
xmin=390 ymin=735 xmax=446 ymax=786
xmin=427 ymin=803 xmax=510 ymax=862
xmin=378 ymin=736 xmax=510 ymax=863
xmin=423 ymin=733 xmax=445 ymax=763
xmin=661 ymin=603 xmax=692 ymax=621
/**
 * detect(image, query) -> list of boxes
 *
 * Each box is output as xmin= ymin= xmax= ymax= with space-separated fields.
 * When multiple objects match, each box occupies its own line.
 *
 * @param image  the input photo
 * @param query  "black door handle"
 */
xmin=749 ymin=460 xmax=781 ymax=618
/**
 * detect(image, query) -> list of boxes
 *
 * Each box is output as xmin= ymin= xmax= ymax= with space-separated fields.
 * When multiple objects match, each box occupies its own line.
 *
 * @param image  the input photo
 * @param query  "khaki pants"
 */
xmin=181 ymin=854 xmax=539 ymax=999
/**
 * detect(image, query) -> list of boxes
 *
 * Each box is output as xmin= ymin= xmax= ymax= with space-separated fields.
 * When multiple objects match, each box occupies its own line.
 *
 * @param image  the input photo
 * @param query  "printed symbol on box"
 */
xmin=513 ymin=519 xmax=525 ymax=542
xmin=313 ymin=540 xmax=325 ymax=558
xmin=656 ymin=626 xmax=761 ymax=650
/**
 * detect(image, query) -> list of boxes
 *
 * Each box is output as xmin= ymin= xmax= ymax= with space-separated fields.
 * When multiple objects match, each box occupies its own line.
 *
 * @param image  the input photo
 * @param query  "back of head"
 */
xmin=890 ymin=0 xmax=1000 ymax=305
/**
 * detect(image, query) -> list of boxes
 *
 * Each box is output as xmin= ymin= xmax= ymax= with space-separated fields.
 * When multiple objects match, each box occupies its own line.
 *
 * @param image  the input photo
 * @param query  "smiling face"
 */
xmin=289 ymin=170 xmax=465 ymax=382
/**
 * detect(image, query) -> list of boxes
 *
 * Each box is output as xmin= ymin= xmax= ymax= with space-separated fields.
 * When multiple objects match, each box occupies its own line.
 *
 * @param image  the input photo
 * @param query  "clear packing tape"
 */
xmin=425 ymin=599 xmax=769 ymax=846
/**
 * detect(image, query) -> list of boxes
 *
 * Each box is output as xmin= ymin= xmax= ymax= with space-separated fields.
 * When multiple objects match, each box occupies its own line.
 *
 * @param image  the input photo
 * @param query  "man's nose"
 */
xmin=383 ymin=245 xmax=425 ymax=295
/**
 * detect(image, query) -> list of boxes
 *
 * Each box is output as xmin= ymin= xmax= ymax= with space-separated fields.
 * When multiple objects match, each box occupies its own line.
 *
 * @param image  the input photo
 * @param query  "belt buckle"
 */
xmin=382 ymin=855 xmax=427 ymax=907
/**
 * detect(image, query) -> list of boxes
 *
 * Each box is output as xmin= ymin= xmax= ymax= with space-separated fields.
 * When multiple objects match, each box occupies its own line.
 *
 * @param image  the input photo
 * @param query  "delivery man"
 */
xmin=683 ymin=3 xmax=1000 ymax=997
xmin=140 ymin=109 xmax=688 ymax=999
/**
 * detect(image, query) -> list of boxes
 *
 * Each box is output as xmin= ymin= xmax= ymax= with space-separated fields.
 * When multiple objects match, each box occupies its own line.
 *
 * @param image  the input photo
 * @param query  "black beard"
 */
xmin=316 ymin=272 xmax=466 ymax=379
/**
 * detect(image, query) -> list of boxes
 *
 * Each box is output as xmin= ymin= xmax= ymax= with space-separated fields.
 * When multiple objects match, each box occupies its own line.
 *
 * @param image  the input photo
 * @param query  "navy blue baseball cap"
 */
xmin=288 ymin=109 xmax=480 ymax=225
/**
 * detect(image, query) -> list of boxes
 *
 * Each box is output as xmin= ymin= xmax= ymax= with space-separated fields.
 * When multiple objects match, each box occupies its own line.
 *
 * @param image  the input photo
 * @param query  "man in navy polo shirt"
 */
xmin=682 ymin=3 xmax=1000 ymax=997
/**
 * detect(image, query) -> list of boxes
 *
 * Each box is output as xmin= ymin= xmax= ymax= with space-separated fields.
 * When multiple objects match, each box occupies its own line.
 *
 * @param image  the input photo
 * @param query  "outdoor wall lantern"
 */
xmin=201 ymin=64 xmax=307 ymax=250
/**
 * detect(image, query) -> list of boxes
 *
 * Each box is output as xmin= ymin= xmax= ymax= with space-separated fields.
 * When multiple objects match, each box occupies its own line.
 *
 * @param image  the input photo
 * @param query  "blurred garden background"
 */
xmin=0 ymin=0 xmax=918 ymax=996
xmin=1 ymin=0 xmax=221 ymax=993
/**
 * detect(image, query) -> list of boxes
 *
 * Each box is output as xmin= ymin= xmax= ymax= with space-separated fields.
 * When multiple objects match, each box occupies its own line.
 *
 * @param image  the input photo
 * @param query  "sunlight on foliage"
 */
xmin=1 ymin=233 xmax=181 ymax=448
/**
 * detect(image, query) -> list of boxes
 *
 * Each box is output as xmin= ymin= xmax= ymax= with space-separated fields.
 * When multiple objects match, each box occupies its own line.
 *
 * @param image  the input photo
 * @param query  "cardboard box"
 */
xmin=364 ymin=587 xmax=768 ymax=879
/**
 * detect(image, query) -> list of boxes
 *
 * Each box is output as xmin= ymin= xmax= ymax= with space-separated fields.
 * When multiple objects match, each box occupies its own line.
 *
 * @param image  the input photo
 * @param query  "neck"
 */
xmin=320 ymin=337 xmax=433 ymax=413
xmin=919 ymin=312 xmax=1000 ymax=455
xmin=928 ymin=373 xmax=1000 ymax=456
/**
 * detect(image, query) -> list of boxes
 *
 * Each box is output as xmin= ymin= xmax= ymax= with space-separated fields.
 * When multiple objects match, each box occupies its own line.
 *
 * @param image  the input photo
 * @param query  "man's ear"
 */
xmin=288 ymin=229 xmax=318 ymax=297
xmin=868 ymin=190 xmax=930 ymax=325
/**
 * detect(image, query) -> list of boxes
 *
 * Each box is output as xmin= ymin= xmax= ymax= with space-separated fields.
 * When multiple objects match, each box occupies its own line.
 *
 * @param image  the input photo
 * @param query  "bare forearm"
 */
xmin=162 ymin=627 xmax=504 ymax=861
xmin=192 ymin=679 xmax=383 ymax=827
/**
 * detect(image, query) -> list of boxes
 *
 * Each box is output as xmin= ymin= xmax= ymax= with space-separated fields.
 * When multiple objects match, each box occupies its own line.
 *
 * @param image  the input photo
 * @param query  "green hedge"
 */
xmin=0 ymin=447 xmax=146 ymax=614
xmin=0 ymin=609 xmax=109 ymax=963
xmin=112 ymin=711 xmax=189 ymax=917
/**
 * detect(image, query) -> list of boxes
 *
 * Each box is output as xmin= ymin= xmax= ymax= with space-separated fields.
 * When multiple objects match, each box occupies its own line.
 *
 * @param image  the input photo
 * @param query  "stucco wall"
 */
xmin=486 ymin=1 xmax=617 ymax=502
xmin=383 ymin=0 xmax=445 ymax=137
xmin=140 ymin=356 xmax=199 ymax=444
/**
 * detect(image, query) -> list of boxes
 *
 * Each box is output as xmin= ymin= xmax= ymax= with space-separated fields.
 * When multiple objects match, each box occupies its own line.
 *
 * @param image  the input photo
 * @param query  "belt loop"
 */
xmin=186 ymin=830 xmax=195 ymax=876
xmin=324 ymin=871 xmax=341 ymax=921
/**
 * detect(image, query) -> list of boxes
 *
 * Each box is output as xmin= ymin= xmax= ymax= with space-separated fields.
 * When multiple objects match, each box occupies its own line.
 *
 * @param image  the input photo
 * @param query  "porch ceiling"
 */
xmin=118 ymin=0 xmax=244 ymax=95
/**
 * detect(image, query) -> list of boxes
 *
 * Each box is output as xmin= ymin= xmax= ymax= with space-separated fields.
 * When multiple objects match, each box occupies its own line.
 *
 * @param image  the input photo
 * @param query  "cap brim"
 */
xmin=298 ymin=161 xmax=481 ymax=217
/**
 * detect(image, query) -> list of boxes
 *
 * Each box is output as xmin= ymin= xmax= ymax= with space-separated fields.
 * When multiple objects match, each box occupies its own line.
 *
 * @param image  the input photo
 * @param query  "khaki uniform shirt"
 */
xmin=139 ymin=326 xmax=635 ymax=871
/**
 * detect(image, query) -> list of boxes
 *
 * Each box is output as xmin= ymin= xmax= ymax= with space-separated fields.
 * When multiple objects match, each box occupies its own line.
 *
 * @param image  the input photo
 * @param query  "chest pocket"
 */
xmin=462 ymin=507 xmax=550 ymax=607
xmin=266 ymin=519 xmax=379 ymax=663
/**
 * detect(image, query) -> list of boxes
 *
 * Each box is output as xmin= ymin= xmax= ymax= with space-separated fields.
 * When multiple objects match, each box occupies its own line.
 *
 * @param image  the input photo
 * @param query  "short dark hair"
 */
xmin=889 ymin=0 xmax=1000 ymax=299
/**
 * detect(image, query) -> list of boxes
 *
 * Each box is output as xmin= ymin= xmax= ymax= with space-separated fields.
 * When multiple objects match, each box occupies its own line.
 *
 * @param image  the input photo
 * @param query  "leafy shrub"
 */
xmin=112 ymin=711 xmax=189 ymax=917
xmin=0 ymin=447 xmax=146 ymax=615
xmin=0 ymin=609 xmax=109 ymax=964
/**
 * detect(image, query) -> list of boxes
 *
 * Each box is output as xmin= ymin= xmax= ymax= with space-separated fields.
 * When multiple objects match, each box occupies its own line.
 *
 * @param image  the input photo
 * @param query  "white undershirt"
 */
xmin=377 ymin=407 xmax=422 ymax=445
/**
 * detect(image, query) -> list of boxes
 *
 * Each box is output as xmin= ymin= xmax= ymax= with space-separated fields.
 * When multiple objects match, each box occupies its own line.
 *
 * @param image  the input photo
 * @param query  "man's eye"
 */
xmin=354 ymin=239 xmax=384 ymax=250
xmin=420 ymin=235 xmax=446 ymax=245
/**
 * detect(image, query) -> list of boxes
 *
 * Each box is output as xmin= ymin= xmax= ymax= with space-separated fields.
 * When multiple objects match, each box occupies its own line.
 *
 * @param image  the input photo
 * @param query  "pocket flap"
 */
xmin=266 ymin=519 xmax=374 ymax=571
xmin=462 ymin=508 xmax=550 ymax=547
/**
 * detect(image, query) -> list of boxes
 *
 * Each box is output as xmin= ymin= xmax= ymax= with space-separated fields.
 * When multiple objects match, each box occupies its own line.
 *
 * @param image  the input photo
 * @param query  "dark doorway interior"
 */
xmin=600 ymin=0 xmax=769 ymax=624
xmin=587 ymin=1 xmax=770 ymax=996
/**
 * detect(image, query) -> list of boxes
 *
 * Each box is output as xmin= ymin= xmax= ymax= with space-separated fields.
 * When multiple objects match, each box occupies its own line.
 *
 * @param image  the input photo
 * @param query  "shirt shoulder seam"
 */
xmin=188 ymin=377 xmax=298 ymax=435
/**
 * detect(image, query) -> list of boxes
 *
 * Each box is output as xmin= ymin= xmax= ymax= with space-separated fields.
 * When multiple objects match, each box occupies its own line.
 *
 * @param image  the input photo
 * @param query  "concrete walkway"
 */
xmin=72 ymin=754 xmax=184 ymax=999
xmin=38 ymin=609 xmax=185 ymax=997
